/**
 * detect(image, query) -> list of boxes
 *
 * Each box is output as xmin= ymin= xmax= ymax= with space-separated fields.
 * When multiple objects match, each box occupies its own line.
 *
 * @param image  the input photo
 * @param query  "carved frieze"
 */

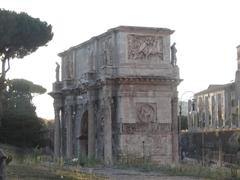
xmin=122 ymin=123 xmax=171 ymax=135
xmin=136 ymin=103 xmax=157 ymax=123
xmin=128 ymin=35 xmax=163 ymax=60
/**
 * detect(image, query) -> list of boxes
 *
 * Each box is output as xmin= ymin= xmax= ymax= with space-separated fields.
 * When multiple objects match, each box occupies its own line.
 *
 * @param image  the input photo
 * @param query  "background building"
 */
xmin=188 ymin=46 xmax=240 ymax=131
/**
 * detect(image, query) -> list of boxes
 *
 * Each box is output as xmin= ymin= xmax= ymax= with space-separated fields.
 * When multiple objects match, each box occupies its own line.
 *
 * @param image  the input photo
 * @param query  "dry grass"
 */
xmin=7 ymin=163 xmax=108 ymax=180
xmin=0 ymin=144 xmax=108 ymax=180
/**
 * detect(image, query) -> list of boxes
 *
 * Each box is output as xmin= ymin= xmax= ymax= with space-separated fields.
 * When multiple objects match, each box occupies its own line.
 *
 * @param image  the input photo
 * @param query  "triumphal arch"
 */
xmin=50 ymin=26 xmax=181 ymax=165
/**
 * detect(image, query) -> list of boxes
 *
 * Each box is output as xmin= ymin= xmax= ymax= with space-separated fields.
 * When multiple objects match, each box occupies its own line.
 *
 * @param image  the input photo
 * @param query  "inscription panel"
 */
xmin=128 ymin=35 xmax=163 ymax=60
xmin=122 ymin=123 xmax=171 ymax=135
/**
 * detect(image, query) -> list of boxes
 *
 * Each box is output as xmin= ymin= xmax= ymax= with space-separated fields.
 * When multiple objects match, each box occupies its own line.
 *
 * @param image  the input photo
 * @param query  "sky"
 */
xmin=1 ymin=0 xmax=240 ymax=119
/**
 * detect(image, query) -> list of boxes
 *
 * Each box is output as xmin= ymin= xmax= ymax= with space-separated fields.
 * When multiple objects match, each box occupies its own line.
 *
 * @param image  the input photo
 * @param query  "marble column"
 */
xmin=54 ymin=104 xmax=61 ymax=157
xmin=66 ymin=104 xmax=73 ymax=159
xmin=238 ymin=99 xmax=240 ymax=127
xmin=187 ymin=100 xmax=192 ymax=130
xmin=74 ymin=103 xmax=84 ymax=157
xmin=235 ymin=46 xmax=240 ymax=127
xmin=61 ymin=107 xmax=66 ymax=156
xmin=104 ymin=97 xmax=113 ymax=165
xmin=211 ymin=96 xmax=216 ymax=128
xmin=72 ymin=104 xmax=77 ymax=157
xmin=88 ymin=91 xmax=95 ymax=158
xmin=205 ymin=97 xmax=209 ymax=128
xmin=171 ymin=96 xmax=179 ymax=163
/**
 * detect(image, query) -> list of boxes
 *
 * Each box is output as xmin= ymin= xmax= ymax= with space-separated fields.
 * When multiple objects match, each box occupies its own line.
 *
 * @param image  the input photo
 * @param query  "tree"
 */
xmin=0 ymin=79 xmax=48 ymax=147
xmin=0 ymin=9 xmax=53 ymax=124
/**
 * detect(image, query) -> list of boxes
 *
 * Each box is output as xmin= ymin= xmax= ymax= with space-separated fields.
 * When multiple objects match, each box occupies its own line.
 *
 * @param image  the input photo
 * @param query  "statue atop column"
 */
xmin=171 ymin=42 xmax=177 ymax=66
xmin=55 ymin=62 xmax=60 ymax=82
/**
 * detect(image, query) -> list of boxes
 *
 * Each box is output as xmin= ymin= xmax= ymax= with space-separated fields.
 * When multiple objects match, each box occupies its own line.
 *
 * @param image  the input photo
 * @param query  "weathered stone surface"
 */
xmin=50 ymin=26 xmax=181 ymax=165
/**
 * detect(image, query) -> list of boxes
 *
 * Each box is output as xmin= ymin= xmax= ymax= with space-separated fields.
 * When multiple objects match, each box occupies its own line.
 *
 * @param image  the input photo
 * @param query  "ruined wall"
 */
xmin=192 ymin=85 xmax=237 ymax=131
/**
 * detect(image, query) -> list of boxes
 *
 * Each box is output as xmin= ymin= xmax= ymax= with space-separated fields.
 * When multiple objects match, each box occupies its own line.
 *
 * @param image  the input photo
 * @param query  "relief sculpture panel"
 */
xmin=64 ymin=53 xmax=74 ymax=79
xmin=88 ymin=46 xmax=94 ymax=71
xmin=102 ymin=36 xmax=113 ymax=66
xmin=136 ymin=103 xmax=157 ymax=123
xmin=121 ymin=102 xmax=171 ymax=135
xmin=128 ymin=35 xmax=163 ymax=60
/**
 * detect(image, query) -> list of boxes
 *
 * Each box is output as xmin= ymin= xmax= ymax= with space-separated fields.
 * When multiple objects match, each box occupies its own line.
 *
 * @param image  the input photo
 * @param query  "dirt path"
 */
xmin=81 ymin=167 xmax=200 ymax=180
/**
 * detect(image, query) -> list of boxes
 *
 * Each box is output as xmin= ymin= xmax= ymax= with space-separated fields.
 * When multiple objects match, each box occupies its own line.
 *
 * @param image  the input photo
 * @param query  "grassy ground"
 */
xmin=2 ymin=143 xmax=240 ymax=179
xmin=115 ymin=160 xmax=240 ymax=179
xmin=0 ymin=144 xmax=107 ymax=180
xmin=7 ymin=163 xmax=108 ymax=180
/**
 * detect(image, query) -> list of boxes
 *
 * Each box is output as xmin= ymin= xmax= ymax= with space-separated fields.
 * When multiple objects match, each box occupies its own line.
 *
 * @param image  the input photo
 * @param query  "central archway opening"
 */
xmin=79 ymin=111 xmax=88 ymax=157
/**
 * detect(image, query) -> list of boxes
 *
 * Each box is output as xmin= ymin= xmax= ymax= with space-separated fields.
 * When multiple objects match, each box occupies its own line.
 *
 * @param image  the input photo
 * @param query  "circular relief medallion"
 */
xmin=137 ymin=103 xmax=156 ymax=123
